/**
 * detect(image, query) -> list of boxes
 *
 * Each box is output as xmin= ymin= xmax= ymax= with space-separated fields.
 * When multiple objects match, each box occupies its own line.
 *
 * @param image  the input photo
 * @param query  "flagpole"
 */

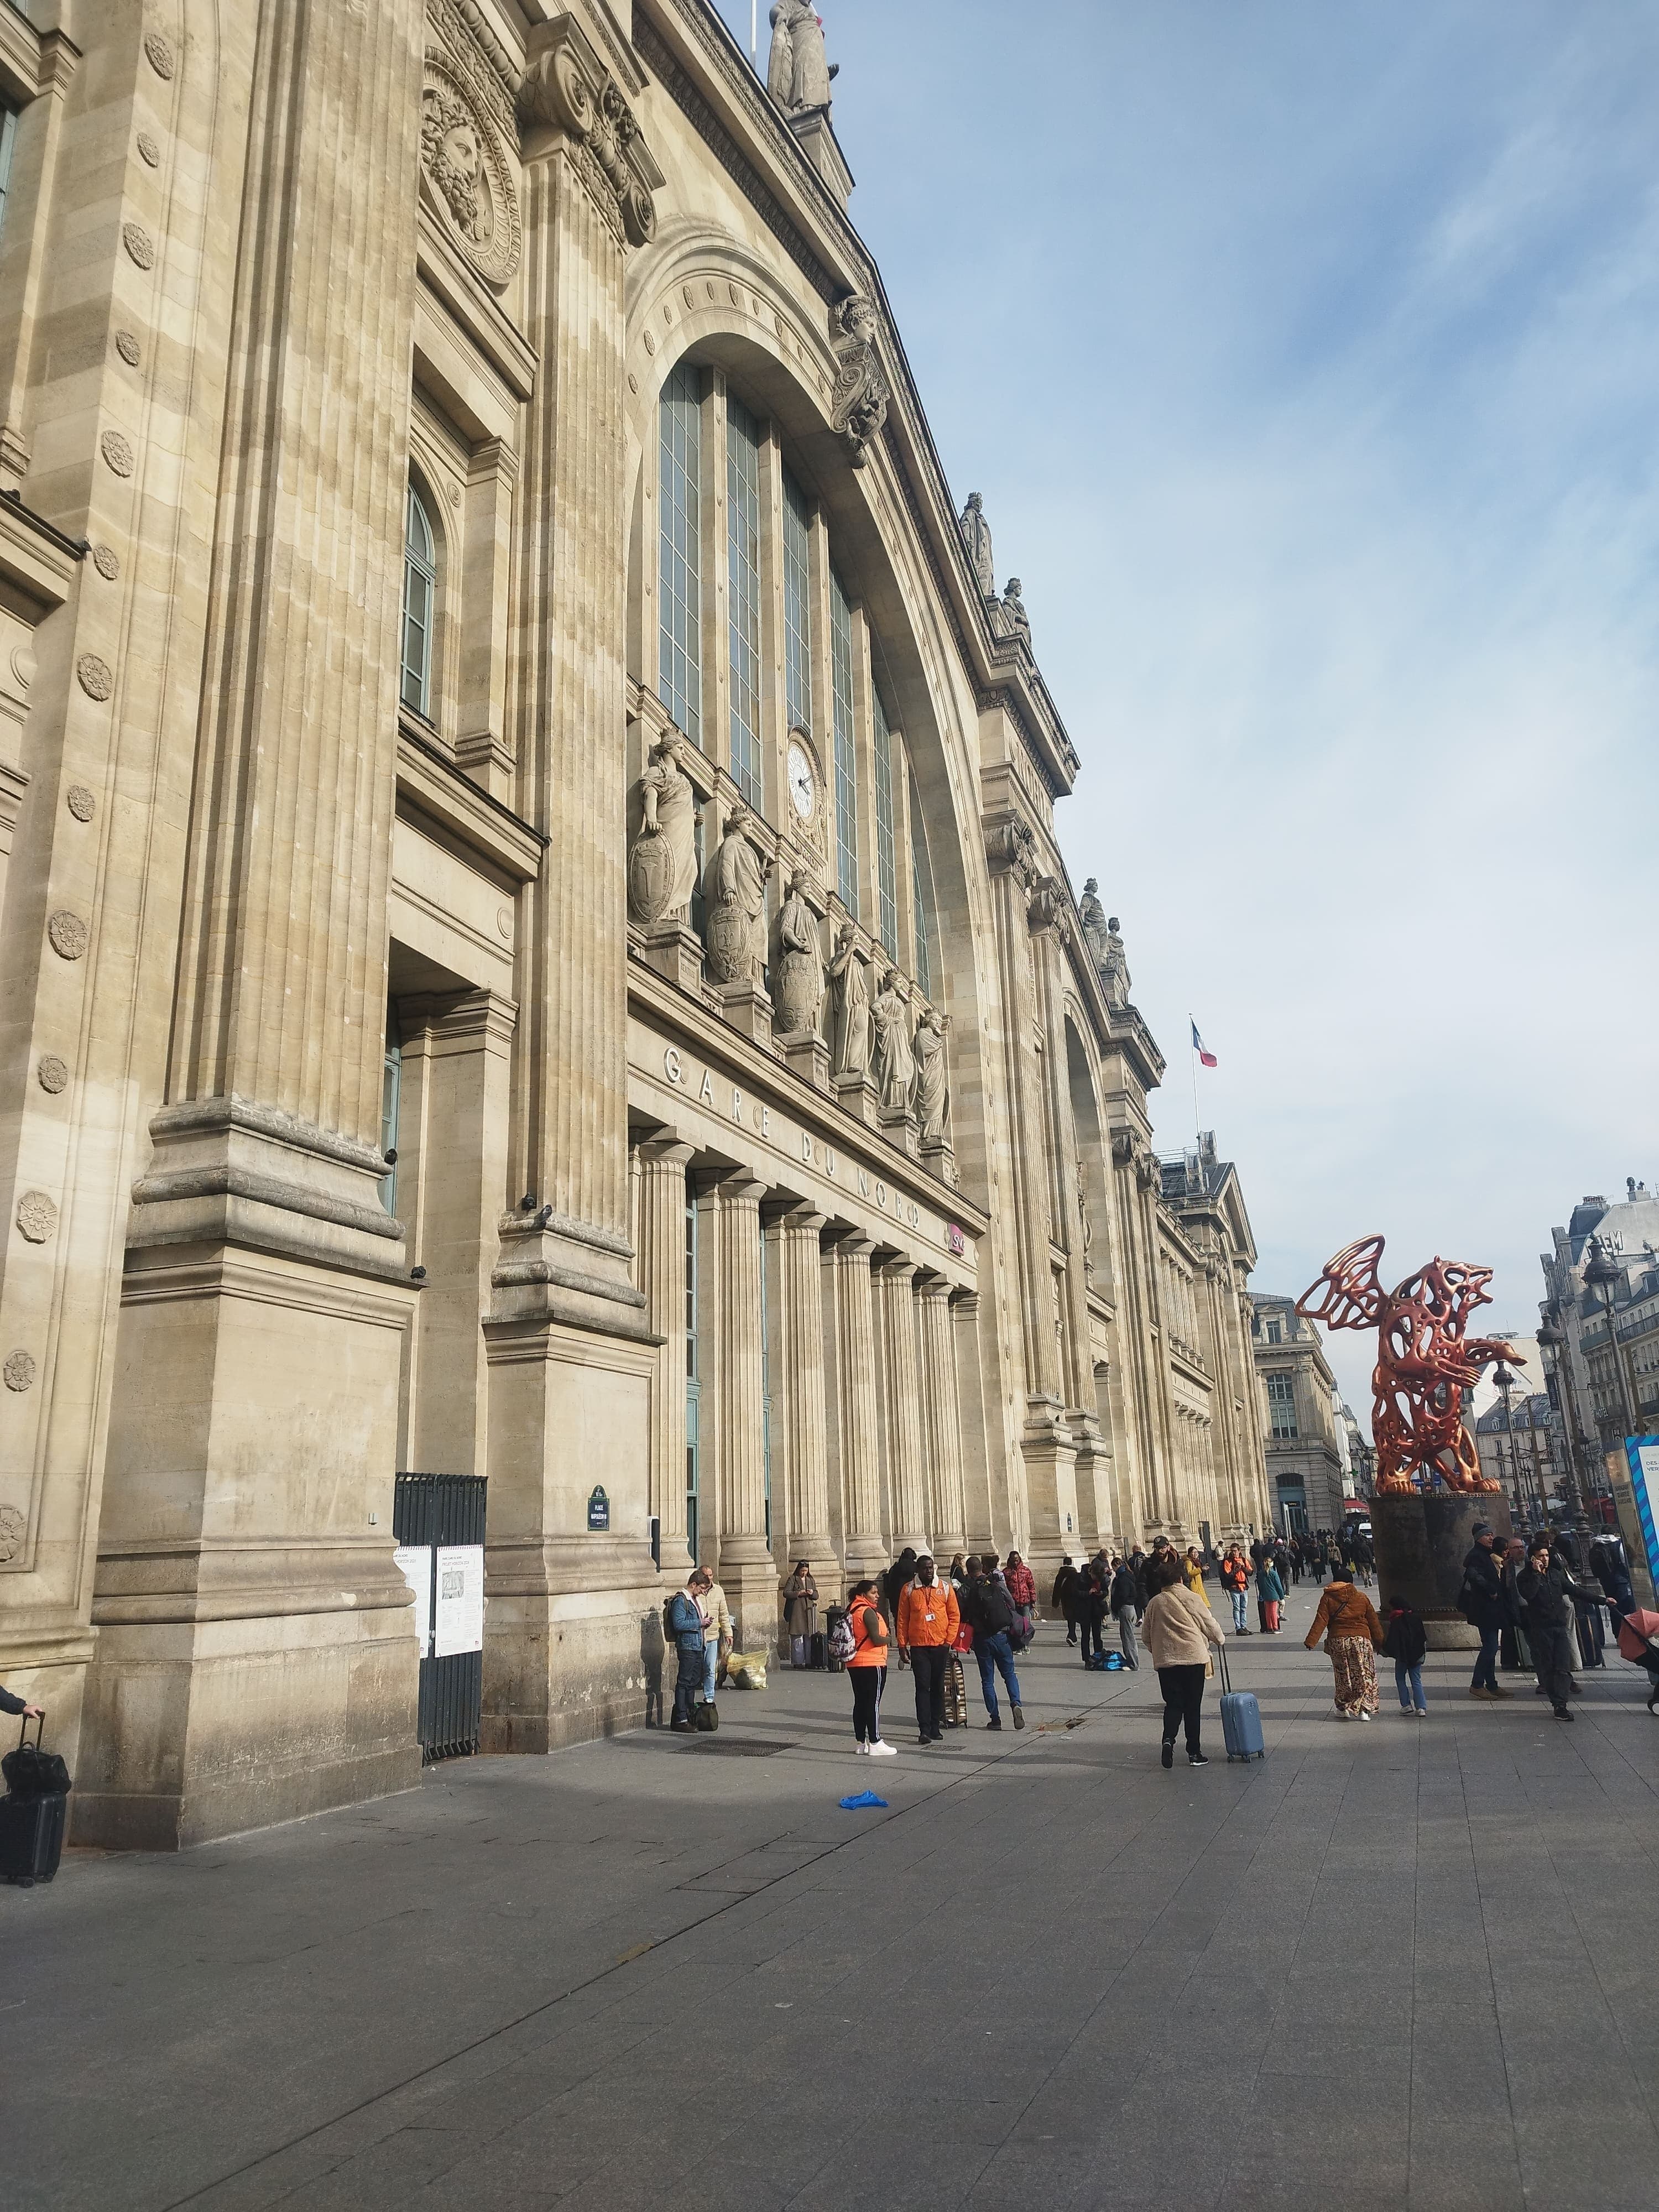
xmin=753 ymin=1 xmax=758 ymax=61
xmin=1189 ymin=1014 xmax=1200 ymax=1145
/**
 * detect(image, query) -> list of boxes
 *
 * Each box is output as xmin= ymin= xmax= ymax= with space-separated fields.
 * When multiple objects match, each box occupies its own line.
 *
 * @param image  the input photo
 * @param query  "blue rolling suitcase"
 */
xmin=1217 ymin=1644 xmax=1265 ymax=1762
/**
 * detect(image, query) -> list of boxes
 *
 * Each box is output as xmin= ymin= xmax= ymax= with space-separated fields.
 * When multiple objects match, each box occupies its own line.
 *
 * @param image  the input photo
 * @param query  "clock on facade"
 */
xmin=786 ymin=738 xmax=817 ymax=822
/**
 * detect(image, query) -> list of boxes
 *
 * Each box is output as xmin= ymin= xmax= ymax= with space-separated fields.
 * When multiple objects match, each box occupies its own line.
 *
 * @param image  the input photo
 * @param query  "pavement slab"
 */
xmin=6 ymin=1580 xmax=1659 ymax=2212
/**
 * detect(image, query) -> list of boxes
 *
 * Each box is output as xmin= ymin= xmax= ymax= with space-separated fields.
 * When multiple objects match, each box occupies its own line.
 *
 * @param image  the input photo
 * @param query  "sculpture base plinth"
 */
xmin=879 ymin=1107 xmax=919 ymax=1159
xmin=781 ymin=1030 xmax=830 ymax=1091
xmin=639 ymin=919 xmax=705 ymax=994
xmin=920 ymin=1135 xmax=957 ymax=1187
xmin=714 ymin=980 xmax=774 ymax=1045
xmin=1373 ymin=1493 xmax=1512 ymax=1636
xmin=832 ymin=1072 xmax=878 ymax=1127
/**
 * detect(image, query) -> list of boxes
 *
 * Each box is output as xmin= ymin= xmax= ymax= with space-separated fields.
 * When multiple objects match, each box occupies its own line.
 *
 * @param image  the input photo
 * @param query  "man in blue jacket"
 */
xmin=667 ymin=1568 xmax=712 ymax=1730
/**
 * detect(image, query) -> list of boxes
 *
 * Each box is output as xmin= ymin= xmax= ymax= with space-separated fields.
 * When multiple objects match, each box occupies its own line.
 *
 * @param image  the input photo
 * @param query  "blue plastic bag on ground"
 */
xmin=838 ymin=1790 xmax=888 ymax=1809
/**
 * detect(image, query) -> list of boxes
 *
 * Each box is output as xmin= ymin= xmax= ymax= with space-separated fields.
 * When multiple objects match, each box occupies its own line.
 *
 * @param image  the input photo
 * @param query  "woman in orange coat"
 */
xmin=1305 ymin=1562 xmax=1385 ymax=1720
xmin=846 ymin=1579 xmax=896 ymax=1757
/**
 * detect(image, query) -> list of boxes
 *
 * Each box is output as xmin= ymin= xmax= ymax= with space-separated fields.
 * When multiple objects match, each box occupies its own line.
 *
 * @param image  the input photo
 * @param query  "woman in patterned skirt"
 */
xmin=1305 ymin=1563 xmax=1386 ymax=1720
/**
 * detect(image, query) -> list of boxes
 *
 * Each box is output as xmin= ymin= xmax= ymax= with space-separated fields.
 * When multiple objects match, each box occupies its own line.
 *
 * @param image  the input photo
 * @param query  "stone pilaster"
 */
xmin=876 ymin=1256 xmax=928 ymax=1556
xmin=917 ymin=1274 xmax=967 ymax=1558
xmin=708 ymin=1176 xmax=775 ymax=1646
xmin=770 ymin=1206 xmax=834 ymax=1595
xmin=953 ymin=1291 xmax=996 ymax=1553
xmin=478 ymin=18 xmax=666 ymax=1755
xmin=80 ymin=0 xmax=428 ymax=1850
xmin=826 ymin=1232 xmax=885 ymax=1579
xmin=636 ymin=1135 xmax=695 ymax=1574
xmin=397 ymin=992 xmax=517 ymax=1478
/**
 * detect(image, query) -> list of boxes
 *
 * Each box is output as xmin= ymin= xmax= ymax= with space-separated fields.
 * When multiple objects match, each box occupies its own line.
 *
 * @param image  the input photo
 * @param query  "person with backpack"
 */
xmin=896 ymin=1554 xmax=959 ymax=1744
xmin=1109 ymin=1554 xmax=1142 ymax=1670
xmin=1078 ymin=1559 xmax=1109 ymax=1668
xmin=842 ymin=1578 xmax=896 ymax=1755
xmin=666 ymin=1570 xmax=712 ymax=1731
xmin=1004 ymin=1550 xmax=1037 ymax=1645
xmin=1304 ymin=1562 xmax=1385 ymax=1720
xmin=1219 ymin=1546 xmax=1251 ymax=1634
xmin=1459 ymin=1521 xmax=1510 ymax=1703
xmin=962 ymin=1562 xmax=1026 ymax=1728
xmin=1381 ymin=1594 xmax=1428 ymax=1715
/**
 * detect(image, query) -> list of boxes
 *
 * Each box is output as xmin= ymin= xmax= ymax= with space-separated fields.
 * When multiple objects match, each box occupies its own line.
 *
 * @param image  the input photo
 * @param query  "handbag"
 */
xmin=2 ymin=1714 xmax=71 ymax=1800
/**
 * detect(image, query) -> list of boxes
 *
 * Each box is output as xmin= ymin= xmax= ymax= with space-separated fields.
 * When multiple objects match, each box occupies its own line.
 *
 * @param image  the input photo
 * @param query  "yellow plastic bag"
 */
xmin=724 ymin=1650 xmax=769 ymax=1690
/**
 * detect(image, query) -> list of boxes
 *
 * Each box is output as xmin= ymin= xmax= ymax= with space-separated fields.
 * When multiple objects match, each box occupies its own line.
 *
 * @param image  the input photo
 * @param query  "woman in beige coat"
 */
xmin=1142 ymin=1556 xmax=1227 ymax=1767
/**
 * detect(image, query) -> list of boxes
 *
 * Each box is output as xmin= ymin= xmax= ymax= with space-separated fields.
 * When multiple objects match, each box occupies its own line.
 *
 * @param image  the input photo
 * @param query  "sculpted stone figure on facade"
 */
xmin=1101 ymin=914 xmax=1131 ymax=1009
xmin=871 ymin=968 xmax=916 ymax=1118
xmin=1079 ymin=877 xmax=1110 ymax=969
xmin=772 ymin=869 xmax=824 ymax=1035
xmin=911 ymin=1007 xmax=950 ymax=1144
xmin=705 ymin=807 xmax=770 ymax=985
xmin=420 ymin=64 xmax=520 ymax=286
xmin=827 ymin=921 xmax=870 ymax=1078
xmin=830 ymin=294 xmax=890 ymax=468
xmin=767 ymin=1 xmax=837 ymax=116
xmin=1001 ymin=576 xmax=1031 ymax=644
xmin=628 ymin=733 xmax=699 ymax=927
xmin=958 ymin=492 xmax=996 ymax=600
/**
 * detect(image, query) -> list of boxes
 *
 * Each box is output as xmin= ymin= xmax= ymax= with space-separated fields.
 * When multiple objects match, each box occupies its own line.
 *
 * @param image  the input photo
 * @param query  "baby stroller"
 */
xmin=1615 ymin=1608 xmax=1659 ymax=1711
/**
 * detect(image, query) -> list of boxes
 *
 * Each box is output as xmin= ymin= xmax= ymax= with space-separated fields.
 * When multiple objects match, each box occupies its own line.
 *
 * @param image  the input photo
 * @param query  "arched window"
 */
xmin=872 ymin=686 xmax=899 ymax=961
xmin=400 ymin=477 xmax=437 ymax=718
xmin=909 ymin=766 xmax=936 ymax=999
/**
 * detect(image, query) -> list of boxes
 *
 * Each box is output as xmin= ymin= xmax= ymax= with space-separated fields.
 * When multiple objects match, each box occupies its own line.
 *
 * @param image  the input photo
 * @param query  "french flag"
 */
xmin=1191 ymin=1021 xmax=1217 ymax=1068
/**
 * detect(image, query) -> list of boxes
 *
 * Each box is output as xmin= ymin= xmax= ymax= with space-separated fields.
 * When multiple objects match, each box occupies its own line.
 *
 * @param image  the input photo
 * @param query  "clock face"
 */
xmin=787 ymin=741 xmax=816 ymax=822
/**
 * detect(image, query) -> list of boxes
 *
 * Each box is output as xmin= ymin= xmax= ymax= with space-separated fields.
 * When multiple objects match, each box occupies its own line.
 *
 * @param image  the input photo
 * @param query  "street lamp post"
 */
xmin=1536 ymin=1312 xmax=1594 ymax=1539
xmin=1492 ymin=1361 xmax=1527 ymax=1529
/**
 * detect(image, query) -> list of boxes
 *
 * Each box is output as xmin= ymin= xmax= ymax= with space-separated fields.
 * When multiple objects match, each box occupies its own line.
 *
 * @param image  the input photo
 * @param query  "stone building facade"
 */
xmin=1250 ymin=1293 xmax=1345 ymax=1533
xmin=0 ymin=0 xmax=1270 ymax=1848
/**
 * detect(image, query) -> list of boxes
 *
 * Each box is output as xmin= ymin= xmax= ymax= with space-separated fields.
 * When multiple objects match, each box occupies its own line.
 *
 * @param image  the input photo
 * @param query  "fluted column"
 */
xmin=637 ymin=1137 xmax=695 ymax=1571
xmin=827 ymin=1233 xmax=885 ymax=1578
xmin=953 ymin=1292 xmax=996 ymax=1553
xmin=877 ymin=1256 xmax=928 ymax=1556
xmin=711 ymin=1177 xmax=775 ymax=1644
xmin=84 ymin=0 xmax=427 ymax=1850
xmin=918 ymin=1275 xmax=967 ymax=1557
xmin=478 ymin=24 xmax=665 ymax=1759
xmin=772 ymin=1206 xmax=833 ymax=1590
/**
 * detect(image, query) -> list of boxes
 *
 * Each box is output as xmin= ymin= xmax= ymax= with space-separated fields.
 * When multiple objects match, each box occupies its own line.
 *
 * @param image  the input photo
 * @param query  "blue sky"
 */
xmin=710 ymin=2 xmax=1659 ymax=1416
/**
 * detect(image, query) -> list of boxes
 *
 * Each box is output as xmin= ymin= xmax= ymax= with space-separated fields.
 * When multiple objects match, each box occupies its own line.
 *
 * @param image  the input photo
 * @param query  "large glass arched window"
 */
xmin=658 ymin=362 xmax=702 ymax=742
xmin=872 ymin=687 xmax=899 ymax=961
xmin=400 ymin=477 xmax=436 ymax=718
xmin=781 ymin=468 xmax=813 ymax=735
xmin=829 ymin=567 xmax=859 ymax=915
xmin=726 ymin=397 xmax=764 ymax=807
xmin=909 ymin=766 xmax=936 ymax=1000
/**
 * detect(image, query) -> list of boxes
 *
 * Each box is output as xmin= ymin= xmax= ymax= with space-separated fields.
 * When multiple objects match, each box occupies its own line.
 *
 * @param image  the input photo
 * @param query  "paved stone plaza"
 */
xmin=8 ymin=1582 xmax=1659 ymax=2212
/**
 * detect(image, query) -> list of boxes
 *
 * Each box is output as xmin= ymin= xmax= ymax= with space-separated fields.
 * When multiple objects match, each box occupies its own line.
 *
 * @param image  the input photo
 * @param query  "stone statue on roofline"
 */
xmin=768 ymin=2 xmax=837 ymax=117
xmin=1000 ymin=576 xmax=1030 ymax=645
xmin=958 ymin=492 xmax=996 ymax=600
xmin=1079 ymin=877 xmax=1109 ymax=970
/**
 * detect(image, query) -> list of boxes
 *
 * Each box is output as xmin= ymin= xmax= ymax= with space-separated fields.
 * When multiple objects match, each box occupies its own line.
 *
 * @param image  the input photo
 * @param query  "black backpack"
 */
xmin=3 ymin=1715 xmax=71 ymax=1800
xmin=974 ymin=1582 xmax=1016 ymax=1639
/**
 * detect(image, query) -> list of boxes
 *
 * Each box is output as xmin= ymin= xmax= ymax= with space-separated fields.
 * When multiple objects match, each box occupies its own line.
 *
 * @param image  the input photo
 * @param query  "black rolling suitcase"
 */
xmin=1 ymin=1713 xmax=70 ymax=1885
xmin=808 ymin=1631 xmax=827 ymax=1670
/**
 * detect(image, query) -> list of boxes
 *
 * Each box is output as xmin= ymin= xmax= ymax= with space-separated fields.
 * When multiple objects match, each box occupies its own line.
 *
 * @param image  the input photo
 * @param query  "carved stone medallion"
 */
xmin=66 ymin=785 xmax=95 ymax=822
xmin=76 ymin=655 xmax=113 ymax=702
xmin=137 ymin=133 xmax=161 ymax=168
xmin=48 ymin=911 xmax=88 ymax=961
xmin=15 ymin=1192 xmax=56 ymax=1244
xmin=92 ymin=544 xmax=121 ymax=580
xmin=3 ymin=1350 xmax=36 ymax=1392
xmin=115 ymin=330 xmax=142 ymax=366
xmin=36 ymin=1056 xmax=68 ymax=1094
xmin=0 ymin=1503 xmax=25 ymax=1564
xmin=143 ymin=32 xmax=176 ymax=79
xmin=421 ymin=56 xmax=521 ymax=287
xmin=100 ymin=431 xmax=134 ymax=477
xmin=122 ymin=222 xmax=156 ymax=270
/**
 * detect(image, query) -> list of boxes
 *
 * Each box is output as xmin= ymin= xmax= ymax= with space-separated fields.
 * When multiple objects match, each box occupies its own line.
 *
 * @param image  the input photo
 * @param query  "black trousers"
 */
xmin=910 ymin=1645 xmax=947 ymax=1736
xmin=1082 ymin=1614 xmax=1105 ymax=1660
xmin=1533 ymin=1625 xmax=1575 ymax=1714
xmin=1157 ymin=1662 xmax=1206 ymax=1755
xmin=850 ymin=1665 xmax=886 ymax=1742
xmin=672 ymin=1647 xmax=703 ymax=1725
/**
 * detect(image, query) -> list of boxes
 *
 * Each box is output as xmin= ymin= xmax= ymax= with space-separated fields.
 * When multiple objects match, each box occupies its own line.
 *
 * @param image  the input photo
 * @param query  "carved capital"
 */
xmin=983 ymin=815 xmax=1037 ymax=885
xmin=518 ymin=16 xmax=664 ymax=247
xmin=829 ymin=293 xmax=890 ymax=467
xmin=1027 ymin=874 xmax=1065 ymax=937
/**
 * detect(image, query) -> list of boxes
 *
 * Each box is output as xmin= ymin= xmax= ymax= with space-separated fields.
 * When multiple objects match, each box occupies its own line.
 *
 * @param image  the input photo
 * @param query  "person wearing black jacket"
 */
xmin=0 ymin=1684 xmax=44 ymax=1720
xmin=1078 ymin=1562 xmax=1109 ymax=1668
xmin=1380 ymin=1597 xmax=1428 ymax=1715
xmin=1110 ymin=1557 xmax=1142 ymax=1671
xmin=1518 ymin=1541 xmax=1596 ymax=1719
xmin=1051 ymin=1557 xmax=1082 ymax=1646
xmin=1460 ymin=1522 xmax=1510 ymax=1702
xmin=883 ymin=1548 xmax=917 ymax=1667
xmin=962 ymin=1571 xmax=1025 ymax=1728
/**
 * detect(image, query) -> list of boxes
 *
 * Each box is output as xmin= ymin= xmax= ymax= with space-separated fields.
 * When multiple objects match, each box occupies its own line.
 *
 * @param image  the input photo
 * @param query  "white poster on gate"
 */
xmin=433 ymin=1544 xmax=485 ymax=1657
xmin=393 ymin=1545 xmax=432 ymax=1658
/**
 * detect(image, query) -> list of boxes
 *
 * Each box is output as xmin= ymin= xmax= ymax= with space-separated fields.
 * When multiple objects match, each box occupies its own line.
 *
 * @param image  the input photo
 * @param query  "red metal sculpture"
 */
xmin=1296 ymin=1235 xmax=1511 ymax=1495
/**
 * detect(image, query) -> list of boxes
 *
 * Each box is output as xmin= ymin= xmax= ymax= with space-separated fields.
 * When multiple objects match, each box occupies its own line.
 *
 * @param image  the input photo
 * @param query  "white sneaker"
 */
xmin=1358 ymin=1711 xmax=1372 ymax=1723
xmin=867 ymin=1740 xmax=898 ymax=1757
xmin=854 ymin=1740 xmax=869 ymax=1755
